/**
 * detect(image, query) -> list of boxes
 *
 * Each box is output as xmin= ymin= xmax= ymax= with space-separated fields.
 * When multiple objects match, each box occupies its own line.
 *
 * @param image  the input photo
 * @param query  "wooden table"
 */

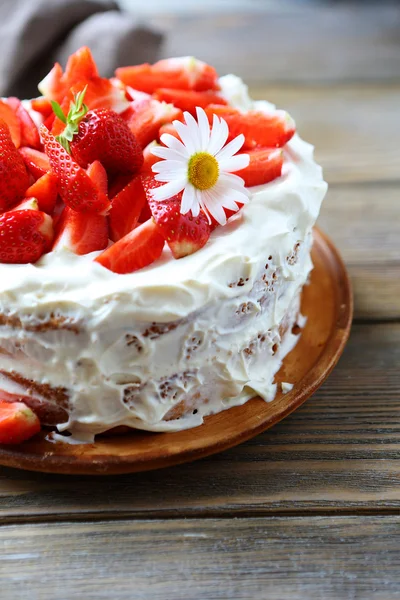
xmin=1 ymin=4 xmax=400 ymax=599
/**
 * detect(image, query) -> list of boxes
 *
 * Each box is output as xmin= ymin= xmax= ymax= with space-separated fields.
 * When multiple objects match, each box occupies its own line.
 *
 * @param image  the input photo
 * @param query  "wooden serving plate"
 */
xmin=0 ymin=228 xmax=352 ymax=475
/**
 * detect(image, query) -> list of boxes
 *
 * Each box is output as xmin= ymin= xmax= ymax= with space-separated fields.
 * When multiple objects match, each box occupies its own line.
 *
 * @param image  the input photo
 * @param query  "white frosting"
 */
xmin=0 ymin=76 xmax=327 ymax=440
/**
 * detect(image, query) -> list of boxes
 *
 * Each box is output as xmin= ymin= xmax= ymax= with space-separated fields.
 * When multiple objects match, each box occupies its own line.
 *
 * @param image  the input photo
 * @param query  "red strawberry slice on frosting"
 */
xmin=40 ymin=125 xmax=110 ymax=214
xmin=205 ymin=105 xmax=296 ymax=149
xmin=0 ymin=100 xmax=21 ymax=148
xmin=235 ymin=148 xmax=284 ymax=187
xmin=25 ymin=172 xmax=58 ymax=214
xmin=0 ymin=121 xmax=30 ymax=211
xmin=95 ymin=218 xmax=165 ymax=274
xmin=109 ymin=176 xmax=146 ymax=242
xmin=121 ymin=97 xmax=182 ymax=149
xmin=142 ymin=176 xmax=211 ymax=259
xmin=0 ymin=208 xmax=53 ymax=263
xmin=153 ymin=89 xmax=227 ymax=115
xmin=53 ymin=206 xmax=109 ymax=255
xmin=0 ymin=400 xmax=41 ymax=445
xmin=116 ymin=57 xmax=219 ymax=94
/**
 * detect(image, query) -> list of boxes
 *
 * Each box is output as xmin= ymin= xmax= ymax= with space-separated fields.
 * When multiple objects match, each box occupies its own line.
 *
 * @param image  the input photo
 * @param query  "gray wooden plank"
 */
xmin=1 ymin=516 xmax=400 ymax=600
xmin=0 ymin=323 xmax=399 ymax=522
xmin=154 ymin=6 xmax=400 ymax=84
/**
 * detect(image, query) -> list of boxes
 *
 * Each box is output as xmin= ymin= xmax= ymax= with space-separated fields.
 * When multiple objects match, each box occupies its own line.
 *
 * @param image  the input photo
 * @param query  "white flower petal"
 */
xmin=183 ymin=111 xmax=202 ymax=147
xmin=196 ymin=107 xmax=210 ymax=150
xmin=207 ymin=115 xmax=229 ymax=156
xmin=219 ymin=153 xmax=250 ymax=173
xmin=151 ymin=146 xmax=187 ymax=160
xmin=154 ymin=172 xmax=186 ymax=182
xmin=173 ymin=120 xmax=198 ymax=155
xmin=180 ymin=184 xmax=196 ymax=214
xmin=151 ymin=179 xmax=186 ymax=201
xmin=218 ymin=172 xmax=248 ymax=192
xmin=215 ymin=134 xmax=246 ymax=162
xmin=202 ymin=189 xmax=227 ymax=225
xmin=159 ymin=133 xmax=189 ymax=156
xmin=152 ymin=160 xmax=187 ymax=174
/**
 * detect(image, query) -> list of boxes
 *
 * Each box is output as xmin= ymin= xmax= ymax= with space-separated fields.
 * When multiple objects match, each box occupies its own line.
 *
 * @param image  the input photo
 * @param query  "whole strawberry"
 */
xmin=40 ymin=125 xmax=110 ymax=214
xmin=0 ymin=120 xmax=30 ymax=211
xmin=52 ymin=88 xmax=143 ymax=175
xmin=0 ymin=209 xmax=53 ymax=264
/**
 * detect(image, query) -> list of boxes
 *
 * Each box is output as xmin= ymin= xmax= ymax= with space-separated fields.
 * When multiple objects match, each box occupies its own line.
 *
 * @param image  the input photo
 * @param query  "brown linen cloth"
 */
xmin=0 ymin=0 xmax=163 ymax=99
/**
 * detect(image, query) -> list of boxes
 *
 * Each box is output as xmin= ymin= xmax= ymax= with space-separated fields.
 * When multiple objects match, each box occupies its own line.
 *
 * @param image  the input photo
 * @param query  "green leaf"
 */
xmin=51 ymin=101 xmax=67 ymax=124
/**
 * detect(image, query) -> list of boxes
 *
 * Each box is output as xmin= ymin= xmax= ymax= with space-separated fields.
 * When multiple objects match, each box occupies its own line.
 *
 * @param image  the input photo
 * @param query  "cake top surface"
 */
xmin=0 ymin=48 xmax=327 ymax=323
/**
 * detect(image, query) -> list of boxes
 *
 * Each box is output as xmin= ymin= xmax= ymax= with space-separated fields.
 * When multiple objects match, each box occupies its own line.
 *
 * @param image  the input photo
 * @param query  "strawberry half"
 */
xmin=153 ymin=89 xmax=227 ymax=115
xmin=0 ymin=121 xmax=30 ymax=211
xmin=0 ymin=400 xmax=41 ymax=445
xmin=109 ymin=176 xmax=146 ymax=242
xmin=25 ymin=172 xmax=58 ymax=214
xmin=19 ymin=147 xmax=50 ymax=180
xmin=235 ymin=148 xmax=284 ymax=187
xmin=53 ymin=206 xmax=108 ymax=255
xmin=205 ymin=105 xmax=296 ymax=149
xmin=0 ymin=209 xmax=53 ymax=263
xmin=38 ymin=62 xmax=65 ymax=102
xmin=116 ymin=57 xmax=219 ymax=94
xmin=0 ymin=100 xmax=21 ymax=148
xmin=121 ymin=97 xmax=182 ymax=149
xmin=95 ymin=218 xmax=165 ymax=274
xmin=7 ymin=98 xmax=40 ymax=149
xmin=40 ymin=125 xmax=110 ymax=214
xmin=142 ymin=176 xmax=211 ymax=259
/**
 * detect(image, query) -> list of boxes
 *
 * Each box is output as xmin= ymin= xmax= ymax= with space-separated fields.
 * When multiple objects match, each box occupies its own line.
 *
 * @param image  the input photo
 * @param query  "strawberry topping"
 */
xmin=0 ymin=209 xmax=53 ymax=263
xmin=0 ymin=400 xmax=41 ymax=445
xmin=95 ymin=218 xmax=165 ymax=274
xmin=0 ymin=121 xmax=30 ymax=211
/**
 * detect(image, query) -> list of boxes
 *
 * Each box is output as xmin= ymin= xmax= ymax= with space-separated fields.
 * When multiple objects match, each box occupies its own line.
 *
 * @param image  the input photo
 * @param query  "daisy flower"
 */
xmin=150 ymin=107 xmax=250 ymax=226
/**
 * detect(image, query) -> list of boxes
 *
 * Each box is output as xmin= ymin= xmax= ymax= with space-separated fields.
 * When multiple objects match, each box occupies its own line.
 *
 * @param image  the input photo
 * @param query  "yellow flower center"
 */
xmin=188 ymin=152 xmax=219 ymax=190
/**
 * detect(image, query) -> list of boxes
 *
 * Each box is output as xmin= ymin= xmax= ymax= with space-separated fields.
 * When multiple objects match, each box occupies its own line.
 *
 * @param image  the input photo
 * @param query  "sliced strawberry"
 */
xmin=116 ymin=57 xmax=219 ymax=94
xmin=0 ymin=209 xmax=53 ymax=263
xmin=122 ymin=97 xmax=182 ymax=149
xmin=31 ymin=97 xmax=53 ymax=118
xmin=139 ymin=201 xmax=152 ymax=223
xmin=12 ymin=197 xmax=39 ymax=211
xmin=86 ymin=160 xmax=108 ymax=195
xmin=235 ymin=148 xmax=284 ymax=187
xmin=40 ymin=126 xmax=110 ymax=214
xmin=142 ymin=176 xmax=210 ymax=259
xmin=8 ymin=98 xmax=41 ymax=149
xmin=53 ymin=206 xmax=108 ymax=255
xmin=95 ymin=218 xmax=164 ymax=274
xmin=0 ymin=400 xmax=41 ymax=445
xmin=205 ymin=106 xmax=296 ymax=149
xmin=0 ymin=100 xmax=21 ymax=148
xmin=109 ymin=176 xmax=146 ymax=242
xmin=0 ymin=123 xmax=30 ymax=211
xmin=19 ymin=147 xmax=50 ymax=180
xmin=38 ymin=62 xmax=65 ymax=102
xmin=153 ymin=89 xmax=226 ymax=115
xmin=25 ymin=172 xmax=58 ymax=214
xmin=63 ymin=46 xmax=99 ymax=88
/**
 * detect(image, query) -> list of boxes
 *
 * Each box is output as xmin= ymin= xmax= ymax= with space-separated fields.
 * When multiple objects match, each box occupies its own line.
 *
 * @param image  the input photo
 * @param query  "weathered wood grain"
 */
xmin=0 ymin=324 xmax=399 ymax=521
xmin=252 ymin=85 xmax=400 ymax=184
xmin=320 ymin=184 xmax=400 ymax=320
xmin=1 ymin=516 xmax=400 ymax=600
xmin=155 ymin=6 xmax=400 ymax=84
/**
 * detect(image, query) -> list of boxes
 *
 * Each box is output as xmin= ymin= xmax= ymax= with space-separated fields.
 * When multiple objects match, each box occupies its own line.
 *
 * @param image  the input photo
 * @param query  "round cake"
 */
xmin=0 ymin=49 xmax=327 ymax=444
